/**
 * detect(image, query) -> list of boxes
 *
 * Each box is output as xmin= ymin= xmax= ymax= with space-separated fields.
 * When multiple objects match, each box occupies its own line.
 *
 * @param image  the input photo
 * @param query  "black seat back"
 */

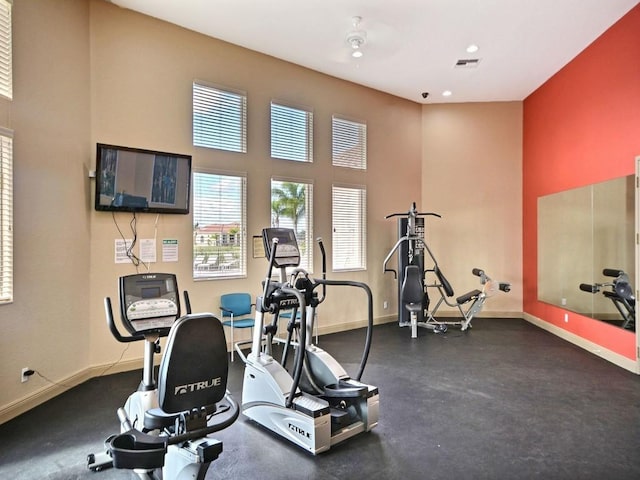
xmin=157 ymin=313 xmax=229 ymax=414
xmin=434 ymin=266 xmax=455 ymax=297
xmin=401 ymin=265 xmax=425 ymax=306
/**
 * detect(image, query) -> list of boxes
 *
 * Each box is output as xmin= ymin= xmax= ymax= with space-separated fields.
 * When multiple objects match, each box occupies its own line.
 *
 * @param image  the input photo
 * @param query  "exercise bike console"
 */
xmin=119 ymin=273 xmax=180 ymax=336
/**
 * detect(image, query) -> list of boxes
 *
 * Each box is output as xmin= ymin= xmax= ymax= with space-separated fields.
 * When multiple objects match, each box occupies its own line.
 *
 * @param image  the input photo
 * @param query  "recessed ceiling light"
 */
xmin=466 ymin=44 xmax=479 ymax=53
xmin=442 ymin=90 xmax=452 ymax=97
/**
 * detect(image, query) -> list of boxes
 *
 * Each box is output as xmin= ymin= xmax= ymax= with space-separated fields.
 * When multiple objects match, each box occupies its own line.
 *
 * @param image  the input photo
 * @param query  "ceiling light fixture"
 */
xmin=346 ymin=16 xmax=367 ymax=58
xmin=466 ymin=44 xmax=479 ymax=53
xmin=442 ymin=90 xmax=452 ymax=97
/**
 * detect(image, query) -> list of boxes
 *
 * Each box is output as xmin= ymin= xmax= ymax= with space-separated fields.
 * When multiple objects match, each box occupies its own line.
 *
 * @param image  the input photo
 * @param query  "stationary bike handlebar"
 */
xmin=104 ymin=297 xmax=145 ymax=343
xmin=104 ymin=290 xmax=192 ymax=344
xmin=166 ymin=391 xmax=241 ymax=445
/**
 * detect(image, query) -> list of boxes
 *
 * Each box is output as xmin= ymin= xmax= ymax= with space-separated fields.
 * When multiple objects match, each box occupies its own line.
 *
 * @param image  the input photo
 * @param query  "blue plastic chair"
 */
xmin=219 ymin=293 xmax=255 ymax=361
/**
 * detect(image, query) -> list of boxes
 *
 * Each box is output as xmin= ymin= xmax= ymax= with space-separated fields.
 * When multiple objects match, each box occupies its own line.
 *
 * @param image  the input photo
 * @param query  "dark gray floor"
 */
xmin=1 ymin=318 xmax=639 ymax=480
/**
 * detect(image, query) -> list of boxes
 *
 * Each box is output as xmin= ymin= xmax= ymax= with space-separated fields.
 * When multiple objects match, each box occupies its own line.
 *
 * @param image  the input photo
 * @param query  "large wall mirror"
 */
xmin=538 ymin=175 xmax=635 ymax=331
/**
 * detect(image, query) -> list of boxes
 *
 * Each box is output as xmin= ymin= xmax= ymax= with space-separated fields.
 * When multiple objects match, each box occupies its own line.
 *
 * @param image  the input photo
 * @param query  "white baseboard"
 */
xmin=523 ymin=313 xmax=639 ymax=374
xmin=4 ymin=312 xmax=634 ymax=425
xmin=0 ymin=358 xmax=143 ymax=426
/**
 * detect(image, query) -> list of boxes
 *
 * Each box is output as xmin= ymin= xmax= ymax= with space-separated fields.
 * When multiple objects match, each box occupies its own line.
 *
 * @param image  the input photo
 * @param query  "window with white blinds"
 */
xmin=193 ymin=81 xmax=246 ymax=153
xmin=271 ymin=102 xmax=313 ymax=162
xmin=271 ymin=179 xmax=313 ymax=271
xmin=332 ymin=185 xmax=366 ymax=271
xmin=192 ymin=171 xmax=247 ymax=279
xmin=0 ymin=130 xmax=12 ymax=303
xmin=0 ymin=1 xmax=11 ymax=100
xmin=332 ymin=116 xmax=366 ymax=169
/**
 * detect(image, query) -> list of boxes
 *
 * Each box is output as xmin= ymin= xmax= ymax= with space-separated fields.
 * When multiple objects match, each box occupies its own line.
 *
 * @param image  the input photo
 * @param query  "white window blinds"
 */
xmin=0 ymin=130 xmax=12 ymax=303
xmin=193 ymin=81 xmax=247 ymax=153
xmin=332 ymin=116 xmax=366 ymax=169
xmin=0 ymin=0 xmax=11 ymax=100
xmin=271 ymin=102 xmax=313 ymax=162
xmin=192 ymin=171 xmax=247 ymax=279
xmin=332 ymin=185 xmax=367 ymax=271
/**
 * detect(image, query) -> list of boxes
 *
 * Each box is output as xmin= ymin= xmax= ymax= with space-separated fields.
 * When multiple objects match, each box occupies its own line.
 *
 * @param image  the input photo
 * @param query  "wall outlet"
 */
xmin=21 ymin=367 xmax=32 ymax=383
xmin=383 ymin=301 xmax=388 ymax=309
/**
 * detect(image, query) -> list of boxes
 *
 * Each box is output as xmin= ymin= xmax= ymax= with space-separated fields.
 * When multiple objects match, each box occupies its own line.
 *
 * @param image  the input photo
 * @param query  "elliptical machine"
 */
xmin=87 ymin=273 xmax=239 ymax=479
xmin=234 ymin=227 xmax=379 ymax=455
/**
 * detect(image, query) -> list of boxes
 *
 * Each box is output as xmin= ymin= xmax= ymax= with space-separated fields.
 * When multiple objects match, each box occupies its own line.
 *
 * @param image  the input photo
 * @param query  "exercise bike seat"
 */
xmin=110 ymin=313 xmax=237 ymax=471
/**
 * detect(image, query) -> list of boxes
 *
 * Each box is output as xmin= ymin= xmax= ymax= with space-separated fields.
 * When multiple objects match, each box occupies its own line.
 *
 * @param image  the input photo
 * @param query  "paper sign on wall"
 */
xmin=162 ymin=239 xmax=179 ymax=262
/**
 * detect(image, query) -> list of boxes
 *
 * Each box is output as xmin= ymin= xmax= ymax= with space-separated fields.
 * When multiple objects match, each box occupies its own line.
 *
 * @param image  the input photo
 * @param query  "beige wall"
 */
xmin=0 ymin=0 xmax=523 ymax=423
xmin=421 ymin=102 xmax=523 ymax=314
xmin=88 ymin=0 xmax=424 ymax=366
xmin=0 ymin=0 xmax=92 ymax=420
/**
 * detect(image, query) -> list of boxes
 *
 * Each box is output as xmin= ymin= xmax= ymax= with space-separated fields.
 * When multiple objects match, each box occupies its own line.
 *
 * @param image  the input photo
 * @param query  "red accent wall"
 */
xmin=523 ymin=4 xmax=640 ymax=360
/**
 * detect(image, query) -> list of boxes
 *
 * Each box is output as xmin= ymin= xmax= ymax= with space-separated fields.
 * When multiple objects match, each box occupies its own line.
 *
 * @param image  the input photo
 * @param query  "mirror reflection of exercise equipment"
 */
xmin=580 ymin=269 xmax=636 ymax=331
xmin=87 ymin=273 xmax=239 ymax=479
xmin=538 ymin=175 xmax=635 ymax=327
xmin=234 ymin=227 xmax=379 ymax=455
xmin=383 ymin=203 xmax=511 ymax=338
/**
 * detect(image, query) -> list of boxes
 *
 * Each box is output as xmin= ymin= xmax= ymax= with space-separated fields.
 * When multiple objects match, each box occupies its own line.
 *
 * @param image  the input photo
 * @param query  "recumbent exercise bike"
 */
xmin=87 ymin=273 xmax=239 ymax=479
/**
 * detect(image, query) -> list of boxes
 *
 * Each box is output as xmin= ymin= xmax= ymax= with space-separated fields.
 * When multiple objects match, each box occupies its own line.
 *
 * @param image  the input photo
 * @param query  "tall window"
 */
xmin=192 ymin=171 xmax=247 ymax=279
xmin=193 ymin=81 xmax=247 ymax=153
xmin=332 ymin=115 xmax=366 ymax=169
xmin=271 ymin=179 xmax=313 ymax=270
xmin=270 ymin=101 xmax=313 ymax=162
xmin=0 ymin=130 xmax=12 ymax=303
xmin=0 ymin=0 xmax=11 ymax=100
xmin=332 ymin=185 xmax=366 ymax=271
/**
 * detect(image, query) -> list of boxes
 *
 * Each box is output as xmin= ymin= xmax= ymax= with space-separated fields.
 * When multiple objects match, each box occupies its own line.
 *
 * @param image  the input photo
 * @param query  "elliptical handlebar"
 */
xmin=261 ymin=237 xmax=280 ymax=313
xmin=311 ymin=278 xmax=373 ymax=381
xmin=281 ymin=285 xmax=307 ymax=409
xmin=315 ymin=237 xmax=327 ymax=304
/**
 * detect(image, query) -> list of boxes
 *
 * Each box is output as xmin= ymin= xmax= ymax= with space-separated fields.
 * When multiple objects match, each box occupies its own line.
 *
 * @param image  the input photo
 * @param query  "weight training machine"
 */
xmin=87 ymin=273 xmax=239 ymax=479
xmin=383 ymin=202 xmax=511 ymax=338
xmin=579 ymin=268 xmax=636 ymax=331
xmin=234 ymin=227 xmax=379 ymax=455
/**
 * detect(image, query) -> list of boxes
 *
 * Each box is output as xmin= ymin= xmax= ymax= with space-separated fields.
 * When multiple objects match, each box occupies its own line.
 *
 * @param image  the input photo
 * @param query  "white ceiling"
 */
xmin=110 ymin=0 xmax=638 ymax=104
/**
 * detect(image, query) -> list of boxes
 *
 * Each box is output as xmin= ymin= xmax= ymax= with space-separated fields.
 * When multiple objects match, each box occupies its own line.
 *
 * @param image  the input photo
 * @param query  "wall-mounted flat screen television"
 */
xmin=95 ymin=143 xmax=192 ymax=214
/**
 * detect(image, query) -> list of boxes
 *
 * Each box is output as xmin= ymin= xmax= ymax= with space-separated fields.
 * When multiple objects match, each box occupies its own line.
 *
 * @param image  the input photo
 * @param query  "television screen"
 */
xmin=95 ymin=143 xmax=192 ymax=214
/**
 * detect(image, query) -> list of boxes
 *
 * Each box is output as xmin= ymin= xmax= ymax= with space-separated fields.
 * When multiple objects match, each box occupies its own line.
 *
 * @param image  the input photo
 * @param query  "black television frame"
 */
xmin=94 ymin=143 xmax=192 ymax=215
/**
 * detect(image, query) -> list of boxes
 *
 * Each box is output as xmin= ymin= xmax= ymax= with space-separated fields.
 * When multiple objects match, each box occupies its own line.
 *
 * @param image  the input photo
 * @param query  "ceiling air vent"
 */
xmin=455 ymin=58 xmax=480 ymax=68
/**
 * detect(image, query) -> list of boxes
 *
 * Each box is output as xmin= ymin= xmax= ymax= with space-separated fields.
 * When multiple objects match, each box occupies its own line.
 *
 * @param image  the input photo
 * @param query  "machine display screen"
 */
xmin=262 ymin=227 xmax=301 ymax=268
xmin=141 ymin=286 xmax=162 ymax=299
